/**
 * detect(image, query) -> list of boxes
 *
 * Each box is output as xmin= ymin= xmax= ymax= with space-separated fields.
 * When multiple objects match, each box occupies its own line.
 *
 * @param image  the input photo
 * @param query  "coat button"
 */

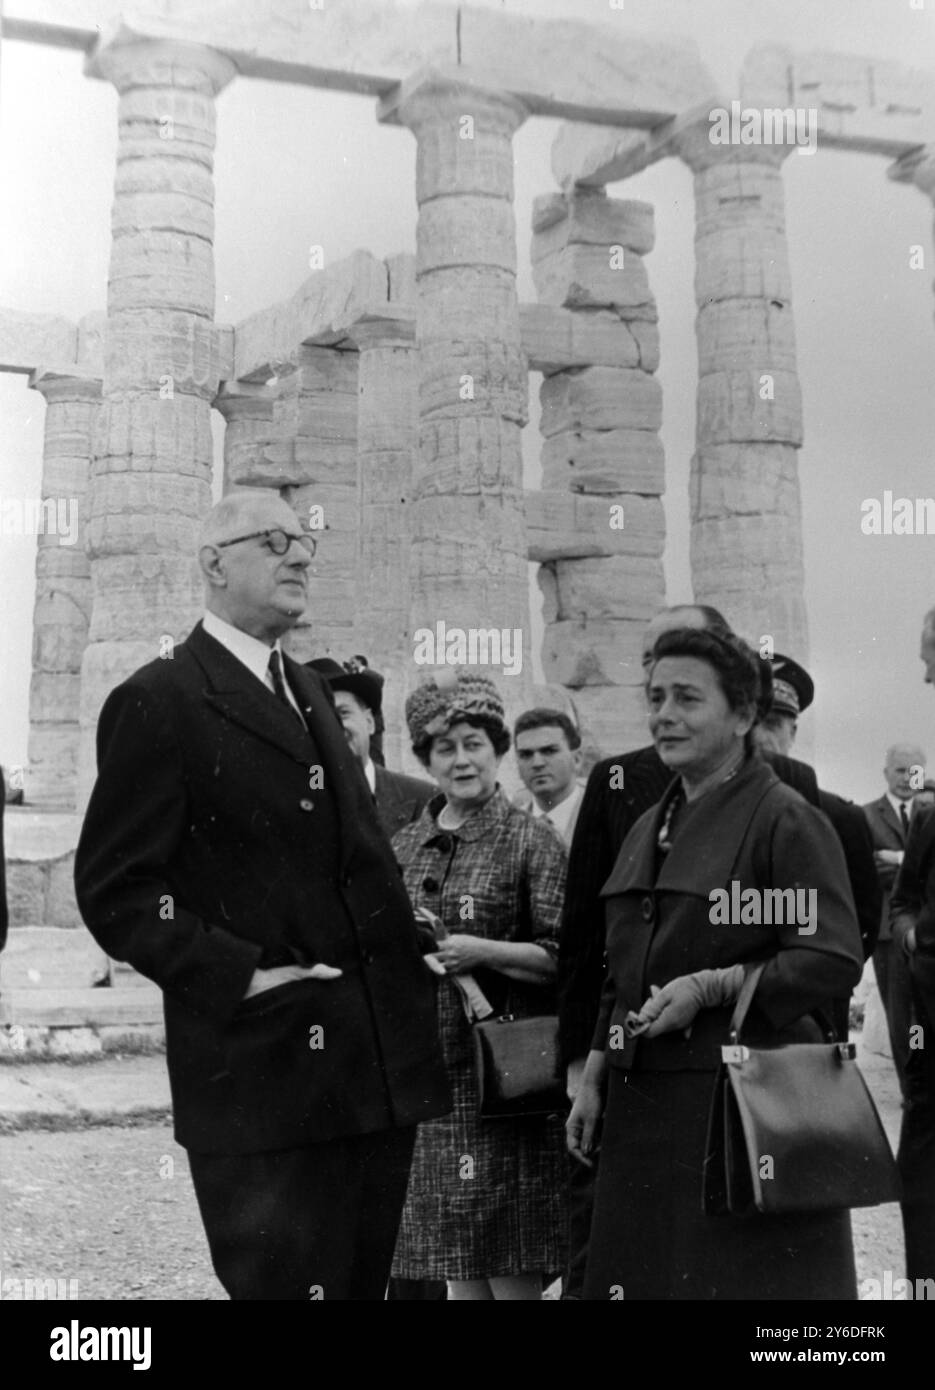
xmin=640 ymin=895 xmax=654 ymax=922
xmin=422 ymin=877 xmax=439 ymax=893
xmin=362 ymin=951 xmax=374 ymax=966
xmin=299 ymin=799 xmax=314 ymax=812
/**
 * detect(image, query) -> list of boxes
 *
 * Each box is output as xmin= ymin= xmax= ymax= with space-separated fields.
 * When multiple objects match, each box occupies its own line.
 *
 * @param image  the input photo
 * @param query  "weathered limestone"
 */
xmin=380 ymin=73 xmax=532 ymax=699
xmin=348 ymin=314 xmax=417 ymax=772
xmin=0 ymin=309 xmax=78 ymax=374
xmin=888 ymin=145 xmax=935 ymax=326
xmin=76 ymin=35 xmax=235 ymax=806
xmin=26 ymin=368 xmax=101 ymax=809
xmin=531 ymin=188 xmax=665 ymax=755
xmin=266 ymin=346 xmax=360 ymax=663
xmin=677 ymin=126 xmax=807 ymax=654
xmin=215 ymin=382 xmax=278 ymax=493
xmin=3 ymin=3 xmax=714 ymax=128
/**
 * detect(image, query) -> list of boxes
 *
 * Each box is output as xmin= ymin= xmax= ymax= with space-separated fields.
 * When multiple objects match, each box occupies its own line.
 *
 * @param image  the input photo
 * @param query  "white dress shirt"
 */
xmin=531 ymin=780 xmax=585 ymax=848
xmin=202 ymin=610 xmax=304 ymax=718
xmin=363 ymin=758 xmax=376 ymax=795
xmin=885 ymin=791 xmax=913 ymax=836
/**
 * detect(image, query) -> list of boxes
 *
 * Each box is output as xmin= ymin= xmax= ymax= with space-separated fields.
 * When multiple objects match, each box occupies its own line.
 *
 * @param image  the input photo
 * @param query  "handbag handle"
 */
xmin=728 ymin=959 xmax=839 ymax=1046
xmin=728 ymin=961 xmax=767 ymax=1043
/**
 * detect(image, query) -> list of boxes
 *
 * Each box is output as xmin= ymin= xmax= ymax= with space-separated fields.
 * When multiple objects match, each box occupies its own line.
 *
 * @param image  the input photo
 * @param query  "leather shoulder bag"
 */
xmin=702 ymin=961 xmax=901 ymax=1216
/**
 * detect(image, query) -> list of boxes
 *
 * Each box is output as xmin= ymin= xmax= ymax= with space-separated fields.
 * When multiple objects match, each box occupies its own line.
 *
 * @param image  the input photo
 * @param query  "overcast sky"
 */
xmin=2 ymin=0 xmax=935 ymax=804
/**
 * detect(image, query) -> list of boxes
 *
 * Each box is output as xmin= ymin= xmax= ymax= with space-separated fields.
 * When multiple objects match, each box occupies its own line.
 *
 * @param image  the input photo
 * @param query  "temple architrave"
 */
xmin=1 ymin=0 xmax=934 ymax=1050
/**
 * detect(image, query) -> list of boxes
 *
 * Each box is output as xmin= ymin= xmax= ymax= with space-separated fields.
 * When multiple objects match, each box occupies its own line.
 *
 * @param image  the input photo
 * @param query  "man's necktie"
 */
xmin=900 ymin=801 xmax=911 ymax=836
xmin=268 ymin=649 xmax=306 ymax=729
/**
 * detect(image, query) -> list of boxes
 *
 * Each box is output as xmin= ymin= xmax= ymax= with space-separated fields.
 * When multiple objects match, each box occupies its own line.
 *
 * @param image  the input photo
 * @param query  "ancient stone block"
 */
xmin=541 ymin=618 xmax=644 ymax=687
xmin=539 ymin=557 xmax=665 ymax=623
xmin=540 ymin=428 xmax=666 ymax=495
xmin=417 ymin=196 xmax=518 ymax=276
xmin=540 ymin=368 xmax=663 ymax=436
xmin=526 ymin=492 xmax=665 ymax=561
xmin=697 ymin=370 xmax=803 ymax=447
xmin=533 ymin=245 xmax=653 ymax=314
xmin=532 ymin=191 xmax=654 ymax=256
xmin=694 ymin=228 xmax=792 ymax=304
xmin=696 ymin=299 xmax=796 ymax=375
xmin=520 ymin=305 xmax=641 ymax=373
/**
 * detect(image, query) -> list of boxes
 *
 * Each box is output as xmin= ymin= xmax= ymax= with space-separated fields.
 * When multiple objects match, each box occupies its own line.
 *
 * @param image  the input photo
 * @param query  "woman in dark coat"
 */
xmin=390 ymin=670 xmax=568 ymax=1300
xmin=566 ymin=628 xmax=864 ymax=1300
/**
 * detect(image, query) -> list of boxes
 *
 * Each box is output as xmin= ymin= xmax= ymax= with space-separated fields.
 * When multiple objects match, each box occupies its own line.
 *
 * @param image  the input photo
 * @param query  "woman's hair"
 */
xmin=650 ymin=627 xmax=772 ymax=738
xmin=413 ymin=714 xmax=511 ymax=768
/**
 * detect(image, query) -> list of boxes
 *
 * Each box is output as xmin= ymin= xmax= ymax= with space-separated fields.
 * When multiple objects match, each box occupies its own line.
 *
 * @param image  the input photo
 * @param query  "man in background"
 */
xmin=888 ymin=606 xmax=935 ymax=1281
xmin=307 ymin=658 xmax=433 ymax=840
xmin=864 ymin=743 xmax=926 ymax=1098
xmin=513 ymin=708 xmax=585 ymax=849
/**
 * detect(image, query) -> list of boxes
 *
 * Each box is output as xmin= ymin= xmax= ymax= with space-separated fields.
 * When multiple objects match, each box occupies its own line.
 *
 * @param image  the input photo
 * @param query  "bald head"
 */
xmin=198 ymin=491 xmax=299 ymax=550
xmin=198 ymin=491 xmax=313 ymax=643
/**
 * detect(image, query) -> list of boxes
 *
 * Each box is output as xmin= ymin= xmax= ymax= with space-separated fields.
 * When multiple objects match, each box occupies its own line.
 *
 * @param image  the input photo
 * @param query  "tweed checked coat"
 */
xmin=390 ymin=788 xmax=568 ymax=1281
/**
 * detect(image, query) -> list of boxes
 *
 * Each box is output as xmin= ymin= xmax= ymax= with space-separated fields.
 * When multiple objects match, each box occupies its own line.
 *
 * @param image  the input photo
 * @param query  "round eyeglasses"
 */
xmin=214 ymin=527 xmax=317 ymax=558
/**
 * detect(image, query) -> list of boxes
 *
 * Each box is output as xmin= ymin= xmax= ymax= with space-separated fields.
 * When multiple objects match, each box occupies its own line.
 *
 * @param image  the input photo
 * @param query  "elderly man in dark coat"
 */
xmin=74 ymin=491 xmax=450 ymax=1300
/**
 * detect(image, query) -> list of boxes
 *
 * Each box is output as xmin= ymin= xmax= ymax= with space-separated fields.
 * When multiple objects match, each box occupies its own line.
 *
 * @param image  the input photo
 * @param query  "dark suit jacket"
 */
xmin=595 ymin=756 xmax=863 ymax=1071
xmin=74 ymin=622 xmax=450 ymax=1155
xmin=557 ymin=741 xmax=821 ymax=1065
xmin=890 ymin=806 xmax=935 ymax=1005
xmin=373 ymin=765 xmax=434 ymax=841
xmin=862 ymin=795 xmax=908 ymax=943
xmin=819 ymin=791 xmax=880 ymax=960
xmin=0 ymin=771 xmax=7 ymax=953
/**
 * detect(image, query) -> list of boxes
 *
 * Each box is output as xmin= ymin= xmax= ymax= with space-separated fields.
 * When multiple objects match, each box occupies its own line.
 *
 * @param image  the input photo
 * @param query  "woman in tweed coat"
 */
xmin=390 ymin=671 xmax=568 ymax=1300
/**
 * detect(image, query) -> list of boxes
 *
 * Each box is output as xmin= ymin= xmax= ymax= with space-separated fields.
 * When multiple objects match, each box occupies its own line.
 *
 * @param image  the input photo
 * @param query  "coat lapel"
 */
xmin=600 ymin=756 xmax=781 ymax=900
xmin=186 ymin=622 xmax=313 ymax=765
xmin=284 ymin=654 xmax=368 ymax=872
xmin=877 ymin=796 xmax=904 ymax=844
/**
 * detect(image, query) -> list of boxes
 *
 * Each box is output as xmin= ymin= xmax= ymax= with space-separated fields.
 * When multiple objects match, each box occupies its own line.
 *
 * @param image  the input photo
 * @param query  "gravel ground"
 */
xmin=1 ymin=1124 xmax=223 ymax=1301
xmin=0 ymin=1105 xmax=908 ymax=1303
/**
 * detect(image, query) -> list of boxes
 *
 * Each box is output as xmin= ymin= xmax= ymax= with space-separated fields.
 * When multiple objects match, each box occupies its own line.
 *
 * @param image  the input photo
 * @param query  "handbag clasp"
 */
xmin=722 ymin=1044 xmax=749 ymax=1065
xmin=835 ymin=1041 xmax=857 ymax=1062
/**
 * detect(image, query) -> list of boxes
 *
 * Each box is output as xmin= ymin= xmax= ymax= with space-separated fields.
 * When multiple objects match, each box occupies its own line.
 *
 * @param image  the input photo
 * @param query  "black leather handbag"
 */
xmin=473 ymin=1010 xmax=566 ymax=1119
xmin=702 ymin=962 xmax=901 ymax=1216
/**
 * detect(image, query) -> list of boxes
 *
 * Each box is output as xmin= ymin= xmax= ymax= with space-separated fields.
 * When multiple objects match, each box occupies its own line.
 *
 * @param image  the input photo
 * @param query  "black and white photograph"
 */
xmin=1 ymin=0 xmax=934 ymax=1352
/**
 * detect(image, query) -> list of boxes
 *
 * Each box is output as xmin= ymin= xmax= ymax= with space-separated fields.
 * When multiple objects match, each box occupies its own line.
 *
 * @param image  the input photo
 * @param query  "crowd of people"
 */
xmin=18 ymin=485 xmax=926 ymax=1299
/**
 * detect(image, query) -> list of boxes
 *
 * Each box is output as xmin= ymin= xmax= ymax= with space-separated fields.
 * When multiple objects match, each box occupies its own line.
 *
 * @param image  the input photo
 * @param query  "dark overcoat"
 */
xmin=73 ymin=622 xmax=450 ymax=1155
xmin=373 ymin=764 xmax=434 ymax=840
xmin=583 ymin=754 xmax=864 ymax=1301
xmin=594 ymin=754 xmax=864 ymax=1069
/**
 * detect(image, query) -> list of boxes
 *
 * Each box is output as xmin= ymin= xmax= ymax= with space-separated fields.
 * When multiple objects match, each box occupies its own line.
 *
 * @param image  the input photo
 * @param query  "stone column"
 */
xmin=266 ymin=346 xmax=360 ymax=664
xmin=531 ymin=188 xmax=665 ymax=757
xmin=348 ymin=315 xmax=417 ymax=772
xmin=677 ymin=127 xmax=806 ymax=655
xmin=379 ymin=74 xmax=532 ymax=706
xmin=26 ymin=370 xmax=101 ymax=809
xmin=77 ymin=36 xmax=235 ymax=806
xmin=214 ymin=382 xmax=277 ymax=494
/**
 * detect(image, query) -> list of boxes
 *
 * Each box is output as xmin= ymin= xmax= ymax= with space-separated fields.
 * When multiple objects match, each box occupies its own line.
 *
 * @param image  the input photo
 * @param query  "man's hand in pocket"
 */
xmin=244 ymin=962 xmax=343 ymax=1000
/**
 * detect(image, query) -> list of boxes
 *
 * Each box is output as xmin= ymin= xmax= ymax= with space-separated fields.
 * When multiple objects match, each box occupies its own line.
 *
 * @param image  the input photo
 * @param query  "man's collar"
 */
xmin=363 ymin=758 xmax=376 ymax=795
xmin=202 ymin=609 xmax=282 ymax=688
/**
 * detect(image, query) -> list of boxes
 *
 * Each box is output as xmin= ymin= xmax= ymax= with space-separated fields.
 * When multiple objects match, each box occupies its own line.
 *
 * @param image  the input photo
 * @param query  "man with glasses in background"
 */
xmin=75 ymin=491 xmax=450 ymax=1300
